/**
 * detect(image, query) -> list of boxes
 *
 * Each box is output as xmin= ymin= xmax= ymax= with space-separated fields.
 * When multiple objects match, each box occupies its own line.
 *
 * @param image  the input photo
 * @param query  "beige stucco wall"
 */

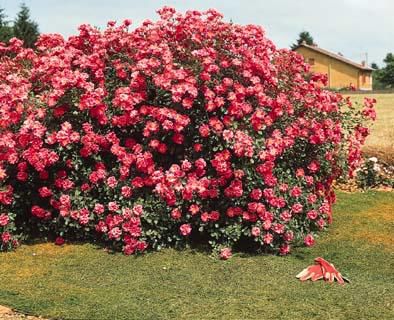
xmin=295 ymin=46 xmax=372 ymax=90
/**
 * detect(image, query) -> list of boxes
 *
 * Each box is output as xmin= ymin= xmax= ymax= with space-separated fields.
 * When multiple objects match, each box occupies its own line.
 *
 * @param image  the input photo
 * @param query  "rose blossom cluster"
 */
xmin=0 ymin=7 xmax=374 ymax=255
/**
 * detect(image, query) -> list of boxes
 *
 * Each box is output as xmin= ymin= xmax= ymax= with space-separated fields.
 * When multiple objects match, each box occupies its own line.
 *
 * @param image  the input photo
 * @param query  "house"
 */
xmin=293 ymin=42 xmax=373 ymax=90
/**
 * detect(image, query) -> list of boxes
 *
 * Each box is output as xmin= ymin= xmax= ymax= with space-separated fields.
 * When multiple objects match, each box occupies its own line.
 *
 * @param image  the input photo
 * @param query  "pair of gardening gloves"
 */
xmin=296 ymin=257 xmax=350 ymax=284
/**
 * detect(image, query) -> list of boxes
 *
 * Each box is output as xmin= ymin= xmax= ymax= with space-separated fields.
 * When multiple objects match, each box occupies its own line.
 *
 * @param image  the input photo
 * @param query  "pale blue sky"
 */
xmin=0 ymin=0 xmax=392 ymax=66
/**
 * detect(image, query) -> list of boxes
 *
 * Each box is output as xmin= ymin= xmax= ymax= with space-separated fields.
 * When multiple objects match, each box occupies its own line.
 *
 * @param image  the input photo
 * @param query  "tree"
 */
xmin=376 ymin=53 xmax=394 ymax=88
xmin=291 ymin=31 xmax=314 ymax=50
xmin=13 ymin=3 xmax=39 ymax=48
xmin=0 ymin=8 xmax=13 ymax=43
xmin=370 ymin=62 xmax=385 ymax=90
xmin=383 ymin=53 xmax=394 ymax=64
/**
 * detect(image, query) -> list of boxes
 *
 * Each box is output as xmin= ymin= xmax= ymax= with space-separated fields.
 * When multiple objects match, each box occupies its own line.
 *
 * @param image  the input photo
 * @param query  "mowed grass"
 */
xmin=0 ymin=191 xmax=393 ymax=320
xmin=348 ymin=93 xmax=394 ymax=162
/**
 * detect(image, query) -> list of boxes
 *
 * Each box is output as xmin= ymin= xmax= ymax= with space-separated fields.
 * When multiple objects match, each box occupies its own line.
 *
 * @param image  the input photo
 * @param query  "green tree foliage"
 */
xmin=376 ymin=53 xmax=394 ymax=88
xmin=291 ymin=31 xmax=314 ymax=50
xmin=0 ymin=8 xmax=13 ymax=43
xmin=13 ymin=3 xmax=39 ymax=48
xmin=370 ymin=62 xmax=385 ymax=90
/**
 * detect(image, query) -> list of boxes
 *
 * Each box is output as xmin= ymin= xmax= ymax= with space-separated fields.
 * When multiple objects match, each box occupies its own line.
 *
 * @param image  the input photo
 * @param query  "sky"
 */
xmin=0 ymin=0 xmax=392 ymax=66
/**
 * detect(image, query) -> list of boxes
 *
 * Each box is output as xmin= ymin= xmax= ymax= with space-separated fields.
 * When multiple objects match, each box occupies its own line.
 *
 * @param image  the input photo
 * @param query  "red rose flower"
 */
xmin=55 ymin=236 xmax=65 ymax=246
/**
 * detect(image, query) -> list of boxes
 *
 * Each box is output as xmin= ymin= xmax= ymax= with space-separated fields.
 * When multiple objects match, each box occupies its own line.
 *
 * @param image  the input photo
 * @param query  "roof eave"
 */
xmin=293 ymin=44 xmax=374 ymax=71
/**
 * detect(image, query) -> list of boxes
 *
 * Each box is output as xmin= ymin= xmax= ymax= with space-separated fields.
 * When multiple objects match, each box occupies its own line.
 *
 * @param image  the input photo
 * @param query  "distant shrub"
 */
xmin=0 ymin=7 xmax=375 ymax=255
xmin=356 ymin=157 xmax=394 ymax=189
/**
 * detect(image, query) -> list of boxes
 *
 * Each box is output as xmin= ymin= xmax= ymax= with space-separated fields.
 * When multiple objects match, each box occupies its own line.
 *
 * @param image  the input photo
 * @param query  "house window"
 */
xmin=362 ymin=74 xmax=366 ymax=84
xmin=308 ymin=58 xmax=315 ymax=65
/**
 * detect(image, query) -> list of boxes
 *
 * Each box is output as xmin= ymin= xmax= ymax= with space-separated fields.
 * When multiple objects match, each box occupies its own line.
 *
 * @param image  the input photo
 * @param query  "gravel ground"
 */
xmin=0 ymin=306 xmax=46 ymax=320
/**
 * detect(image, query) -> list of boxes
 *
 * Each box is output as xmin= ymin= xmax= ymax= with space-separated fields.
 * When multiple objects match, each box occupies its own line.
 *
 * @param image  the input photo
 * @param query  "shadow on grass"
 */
xmin=13 ymin=190 xmax=393 ymax=261
xmin=19 ymin=230 xmax=310 ymax=260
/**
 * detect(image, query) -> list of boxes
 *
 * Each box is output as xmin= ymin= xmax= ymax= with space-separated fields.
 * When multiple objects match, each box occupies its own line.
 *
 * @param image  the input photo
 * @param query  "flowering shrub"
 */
xmin=0 ymin=7 xmax=375 ymax=255
xmin=356 ymin=157 xmax=394 ymax=189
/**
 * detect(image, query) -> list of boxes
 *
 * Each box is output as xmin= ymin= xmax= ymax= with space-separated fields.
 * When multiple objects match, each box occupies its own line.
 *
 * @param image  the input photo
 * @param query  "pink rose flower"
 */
xmin=251 ymin=226 xmax=261 ymax=237
xmin=1 ymin=232 xmax=11 ymax=243
xmin=283 ymin=231 xmax=294 ymax=242
xmin=199 ymin=124 xmax=210 ymax=138
xmin=209 ymin=211 xmax=220 ymax=221
xmin=132 ymin=204 xmax=143 ymax=216
xmin=220 ymin=247 xmax=232 ymax=260
xmin=308 ymin=160 xmax=320 ymax=173
xmin=307 ymin=210 xmax=318 ymax=220
xmin=280 ymin=210 xmax=292 ymax=222
xmin=94 ymin=203 xmax=105 ymax=215
xmin=179 ymin=223 xmax=192 ymax=236
xmin=317 ymin=218 xmax=326 ymax=229
xmin=290 ymin=186 xmax=302 ymax=198
xmin=201 ymin=212 xmax=209 ymax=222
xmin=263 ymin=233 xmax=273 ymax=244
xmin=279 ymin=243 xmax=290 ymax=255
xmin=108 ymin=201 xmax=119 ymax=212
xmin=121 ymin=186 xmax=132 ymax=198
xmin=0 ymin=213 xmax=9 ymax=227
xmin=250 ymin=188 xmax=262 ymax=200
xmin=171 ymin=208 xmax=182 ymax=220
xmin=291 ymin=203 xmax=303 ymax=214
xmin=108 ymin=227 xmax=122 ymax=240
xmin=188 ymin=204 xmax=200 ymax=215
xmin=107 ymin=176 xmax=118 ymax=189
xmin=304 ymin=234 xmax=315 ymax=247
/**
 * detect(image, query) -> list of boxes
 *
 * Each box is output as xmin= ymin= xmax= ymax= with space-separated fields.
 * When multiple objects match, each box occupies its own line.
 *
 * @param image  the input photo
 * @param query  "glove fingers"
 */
xmin=311 ymin=272 xmax=323 ymax=281
xmin=297 ymin=265 xmax=323 ymax=281
xmin=321 ymin=262 xmax=336 ymax=273
xmin=299 ymin=271 xmax=313 ymax=281
xmin=296 ymin=268 xmax=309 ymax=279
xmin=317 ymin=258 xmax=336 ymax=271
xmin=322 ymin=269 xmax=333 ymax=282
xmin=321 ymin=266 xmax=330 ymax=281
xmin=335 ymin=273 xmax=345 ymax=285
xmin=300 ymin=274 xmax=312 ymax=281
xmin=306 ymin=258 xmax=348 ymax=285
xmin=315 ymin=257 xmax=330 ymax=266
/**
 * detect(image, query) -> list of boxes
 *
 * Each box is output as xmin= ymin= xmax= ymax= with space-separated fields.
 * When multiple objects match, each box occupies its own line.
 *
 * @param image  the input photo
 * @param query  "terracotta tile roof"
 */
xmin=293 ymin=43 xmax=374 ymax=71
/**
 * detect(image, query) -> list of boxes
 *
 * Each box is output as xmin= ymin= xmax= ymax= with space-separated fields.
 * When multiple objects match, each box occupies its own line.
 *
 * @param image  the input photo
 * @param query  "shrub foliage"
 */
xmin=0 ymin=7 xmax=375 ymax=256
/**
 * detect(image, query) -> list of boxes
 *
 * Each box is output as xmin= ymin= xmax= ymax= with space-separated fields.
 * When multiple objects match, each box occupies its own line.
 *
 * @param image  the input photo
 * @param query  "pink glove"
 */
xmin=314 ymin=257 xmax=349 ymax=284
xmin=296 ymin=264 xmax=324 ymax=282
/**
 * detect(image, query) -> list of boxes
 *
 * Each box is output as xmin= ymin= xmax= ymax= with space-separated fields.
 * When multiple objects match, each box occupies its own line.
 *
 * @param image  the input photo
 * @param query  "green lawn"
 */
xmin=0 ymin=191 xmax=393 ymax=320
